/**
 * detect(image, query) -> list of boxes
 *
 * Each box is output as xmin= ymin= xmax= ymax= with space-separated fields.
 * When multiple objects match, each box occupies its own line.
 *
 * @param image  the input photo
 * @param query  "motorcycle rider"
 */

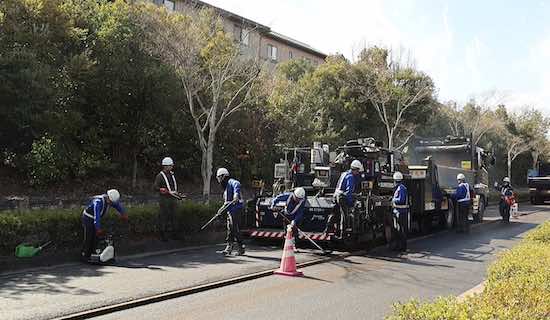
xmin=494 ymin=177 xmax=514 ymax=222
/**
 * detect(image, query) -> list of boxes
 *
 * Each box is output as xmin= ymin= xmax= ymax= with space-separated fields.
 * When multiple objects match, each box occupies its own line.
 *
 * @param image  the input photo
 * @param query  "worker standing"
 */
xmin=81 ymin=189 xmax=127 ymax=263
xmin=153 ymin=157 xmax=179 ymax=241
xmin=216 ymin=168 xmax=245 ymax=256
xmin=327 ymin=160 xmax=363 ymax=237
xmin=452 ymin=173 xmax=471 ymax=233
xmin=270 ymin=187 xmax=306 ymax=250
xmin=391 ymin=171 xmax=409 ymax=252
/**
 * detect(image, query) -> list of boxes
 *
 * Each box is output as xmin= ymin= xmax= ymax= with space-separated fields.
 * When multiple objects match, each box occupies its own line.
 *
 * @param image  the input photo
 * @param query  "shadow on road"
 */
xmin=0 ymin=243 xmax=304 ymax=300
xmin=366 ymin=219 xmax=538 ymax=268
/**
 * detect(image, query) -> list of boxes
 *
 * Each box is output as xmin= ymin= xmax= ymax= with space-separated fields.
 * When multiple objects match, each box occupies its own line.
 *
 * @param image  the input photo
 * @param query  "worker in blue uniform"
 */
xmin=391 ymin=171 xmax=409 ymax=251
xmin=216 ymin=168 xmax=245 ymax=256
xmin=327 ymin=160 xmax=363 ymax=237
xmin=271 ymin=187 xmax=306 ymax=248
xmin=452 ymin=173 xmax=471 ymax=233
xmin=81 ymin=189 xmax=128 ymax=262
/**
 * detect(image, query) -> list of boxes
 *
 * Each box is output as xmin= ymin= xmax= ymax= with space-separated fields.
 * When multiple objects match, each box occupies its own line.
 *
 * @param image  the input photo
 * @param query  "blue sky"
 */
xmin=203 ymin=0 xmax=550 ymax=115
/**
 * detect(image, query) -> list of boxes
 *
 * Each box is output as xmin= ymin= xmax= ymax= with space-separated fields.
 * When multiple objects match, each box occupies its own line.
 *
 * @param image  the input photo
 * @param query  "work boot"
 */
xmin=236 ymin=244 xmax=246 ymax=256
xmin=219 ymin=243 xmax=233 ymax=255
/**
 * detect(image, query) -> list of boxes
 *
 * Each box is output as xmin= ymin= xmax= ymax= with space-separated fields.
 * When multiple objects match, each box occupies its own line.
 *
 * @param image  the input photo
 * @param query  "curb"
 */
xmin=458 ymin=281 xmax=485 ymax=301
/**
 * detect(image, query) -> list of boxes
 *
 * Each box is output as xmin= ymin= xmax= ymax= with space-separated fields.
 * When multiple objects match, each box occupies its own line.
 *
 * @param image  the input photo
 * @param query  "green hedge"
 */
xmin=0 ymin=201 xmax=219 ymax=256
xmin=386 ymin=221 xmax=550 ymax=320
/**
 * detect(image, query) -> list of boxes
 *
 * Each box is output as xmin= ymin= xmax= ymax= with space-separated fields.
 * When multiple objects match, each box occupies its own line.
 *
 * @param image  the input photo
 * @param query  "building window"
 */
xmin=241 ymin=29 xmax=249 ymax=46
xmin=233 ymin=25 xmax=249 ymax=46
xmin=267 ymin=44 xmax=278 ymax=61
xmin=163 ymin=0 xmax=175 ymax=11
xmin=289 ymin=51 xmax=293 ymax=59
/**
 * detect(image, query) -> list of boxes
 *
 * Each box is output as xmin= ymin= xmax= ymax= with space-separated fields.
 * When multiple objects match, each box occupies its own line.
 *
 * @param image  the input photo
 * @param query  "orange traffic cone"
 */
xmin=274 ymin=225 xmax=303 ymax=277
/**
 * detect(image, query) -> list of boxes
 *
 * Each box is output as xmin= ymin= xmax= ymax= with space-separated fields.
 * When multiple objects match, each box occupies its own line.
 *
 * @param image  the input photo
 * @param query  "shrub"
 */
xmin=525 ymin=221 xmax=550 ymax=244
xmin=386 ymin=221 xmax=550 ymax=320
xmin=0 ymin=201 xmax=220 ymax=255
xmin=27 ymin=136 xmax=68 ymax=185
xmin=386 ymin=297 xmax=472 ymax=320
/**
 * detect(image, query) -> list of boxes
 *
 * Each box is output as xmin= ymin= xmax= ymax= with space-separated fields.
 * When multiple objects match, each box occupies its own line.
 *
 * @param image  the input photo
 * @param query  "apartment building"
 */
xmin=149 ymin=0 xmax=327 ymax=67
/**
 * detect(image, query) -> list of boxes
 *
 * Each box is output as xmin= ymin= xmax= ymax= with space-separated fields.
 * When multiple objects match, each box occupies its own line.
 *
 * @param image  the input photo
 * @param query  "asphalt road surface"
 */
xmin=94 ymin=205 xmax=549 ymax=320
xmin=1 ymin=205 xmax=548 ymax=320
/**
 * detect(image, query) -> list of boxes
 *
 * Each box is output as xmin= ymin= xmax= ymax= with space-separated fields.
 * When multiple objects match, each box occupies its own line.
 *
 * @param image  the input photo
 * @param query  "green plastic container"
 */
xmin=15 ymin=244 xmax=40 ymax=258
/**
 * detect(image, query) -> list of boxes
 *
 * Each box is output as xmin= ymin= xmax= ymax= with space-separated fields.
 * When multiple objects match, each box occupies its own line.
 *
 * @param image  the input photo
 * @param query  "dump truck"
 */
xmin=408 ymin=136 xmax=494 ymax=223
xmin=405 ymin=158 xmax=455 ymax=233
xmin=528 ymin=161 xmax=550 ymax=204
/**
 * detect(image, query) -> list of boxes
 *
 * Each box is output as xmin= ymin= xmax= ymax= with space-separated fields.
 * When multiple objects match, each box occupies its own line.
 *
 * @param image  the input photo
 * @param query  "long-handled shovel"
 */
xmin=277 ymin=209 xmax=332 ymax=255
xmin=200 ymin=202 xmax=233 ymax=231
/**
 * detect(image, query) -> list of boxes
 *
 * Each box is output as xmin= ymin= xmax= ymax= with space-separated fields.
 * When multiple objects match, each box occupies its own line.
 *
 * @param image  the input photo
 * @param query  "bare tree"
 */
xmin=529 ymin=138 xmax=549 ymax=170
xmin=505 ymin=135 xmax=531 ymax=180
xmin=461 ymin=98 xmax=504 ymax=145
xmin=354 ymin=47 xmax=434 ymax=150
xmin=499 ymin=109 xmax=535 ymax=180
xmin=441 ymin=101 xmax=462 ymax=136
xmin=139 ymin=5 xmax=261 ymax=199
xmin=442 ymin=96 xmax=504 ymax=144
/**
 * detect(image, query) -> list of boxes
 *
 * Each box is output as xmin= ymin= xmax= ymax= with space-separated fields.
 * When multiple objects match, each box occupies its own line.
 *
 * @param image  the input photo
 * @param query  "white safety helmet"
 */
xmin=350 ymin=160 xmax=364 ymax=172
xmin=161 ymin=157 xmax=174 ymax=166
xmin=293 ymin=187 xmax=306 ymax=199
xmin=216 ymin=167 xmax=229 ymax=183
xmin=457 ymin=173 xmax=466 ymax=181
xmin=503 ymin=177 xmax=510 ymax=183
xmin=393 ymin=171 xmax=404 ymax=181
xmin=107 ymin=189 xmax=120 ymax=203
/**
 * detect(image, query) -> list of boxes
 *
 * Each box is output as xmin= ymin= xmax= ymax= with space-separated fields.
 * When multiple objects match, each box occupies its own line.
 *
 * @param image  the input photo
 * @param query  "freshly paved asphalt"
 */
xmin=1 ymin=205 xmax=548 ymax=320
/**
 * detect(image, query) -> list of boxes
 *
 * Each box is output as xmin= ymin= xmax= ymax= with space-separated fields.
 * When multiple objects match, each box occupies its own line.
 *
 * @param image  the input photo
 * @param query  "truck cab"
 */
xmin=528 ymin=161 xmax=550 ymax=204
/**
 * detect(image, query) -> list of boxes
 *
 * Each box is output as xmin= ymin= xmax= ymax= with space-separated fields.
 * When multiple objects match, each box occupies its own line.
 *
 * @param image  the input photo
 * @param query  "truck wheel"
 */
xmin=474 ymin=197 xmax=485 ymax=223
xmin=383 ymin=210 xmax=393 ymax=245
xmin=419 ymin=215 xmax=432 ymax=234
xmin=441 ymin=201 xmax=454 ymax=229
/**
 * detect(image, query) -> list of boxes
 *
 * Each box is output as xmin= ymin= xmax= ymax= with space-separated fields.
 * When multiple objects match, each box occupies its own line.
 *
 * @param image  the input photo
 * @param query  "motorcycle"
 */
xmin=499 ymin=189 xmax=515 ymax=222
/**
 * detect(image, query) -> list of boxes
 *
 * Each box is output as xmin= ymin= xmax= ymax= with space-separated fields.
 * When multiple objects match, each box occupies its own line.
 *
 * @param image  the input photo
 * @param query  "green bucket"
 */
xmin=15 ymin=244 xmax=41 ymax=258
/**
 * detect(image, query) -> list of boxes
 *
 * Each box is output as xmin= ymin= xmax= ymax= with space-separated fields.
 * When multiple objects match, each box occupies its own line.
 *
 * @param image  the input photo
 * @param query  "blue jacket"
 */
xmin=392 ymin=183 xmax=409 ymax=214
xmin=224 ymin=178 xmax=243 ymax=215
xmin=335 ymin=170 xmax=356 ymax=206
xmin=452 ymin=182 xmax=471 ymax=207
xmin=271 ymin=192 xmax=306 ymax=224
xmin=82 ymin=195 xmax=125 ymax=229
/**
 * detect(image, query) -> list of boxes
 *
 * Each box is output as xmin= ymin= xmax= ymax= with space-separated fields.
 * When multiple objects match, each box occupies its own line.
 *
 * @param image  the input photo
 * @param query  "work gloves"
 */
xmin=120 ymin=213 xmax=129 ymax=222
